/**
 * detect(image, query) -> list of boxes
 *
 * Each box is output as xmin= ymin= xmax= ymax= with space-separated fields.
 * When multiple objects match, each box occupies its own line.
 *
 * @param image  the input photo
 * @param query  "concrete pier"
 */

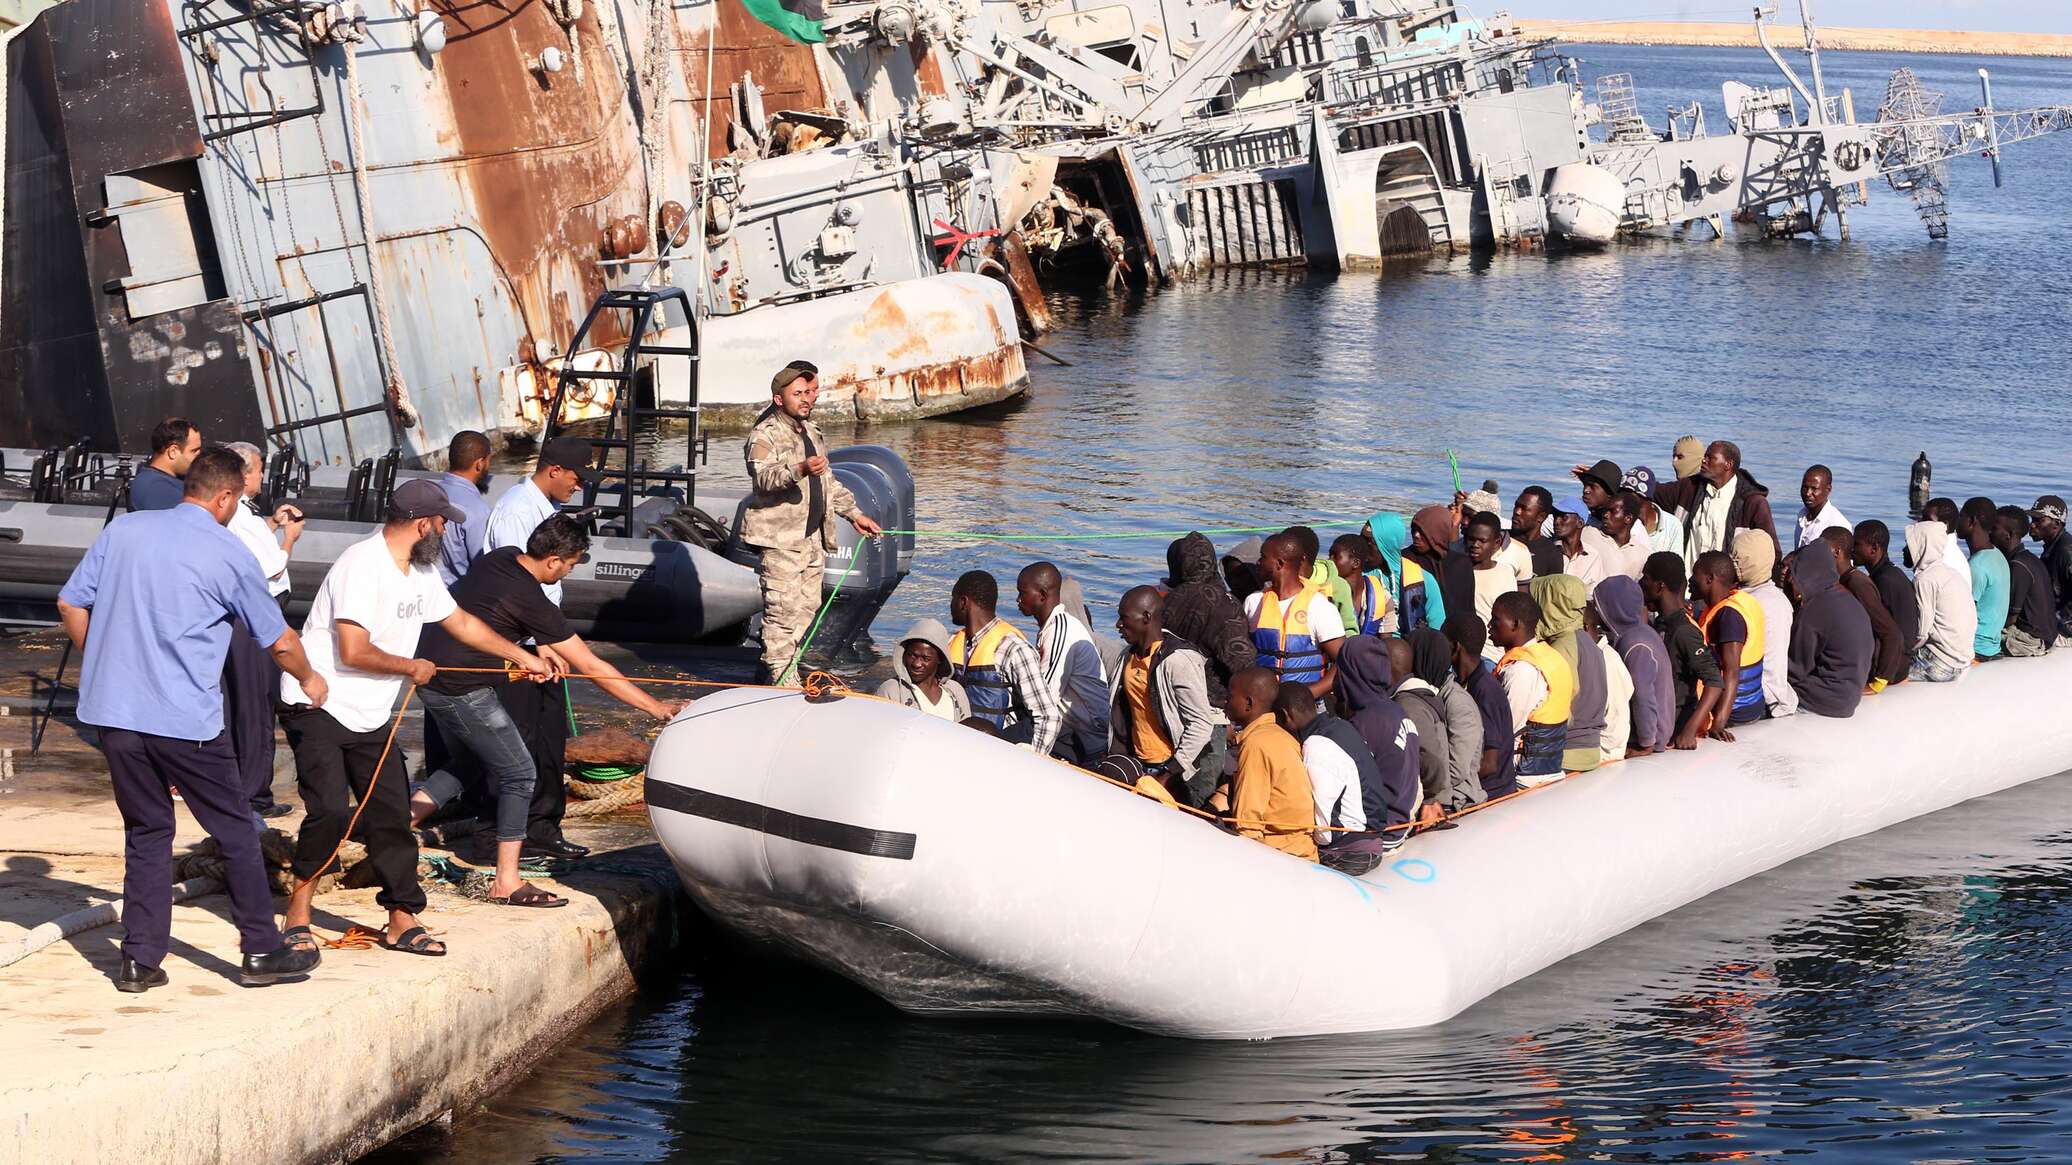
xmin=0 ymin=628 xmax=704 ymax=1165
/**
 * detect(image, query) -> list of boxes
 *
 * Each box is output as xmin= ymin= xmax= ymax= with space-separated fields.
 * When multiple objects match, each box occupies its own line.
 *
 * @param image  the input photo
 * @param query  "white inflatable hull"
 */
xmin=1545 ymin=161 xmax=1626 ymax=247
xmin=647 ymin=652 xmax=2072 ymax=1039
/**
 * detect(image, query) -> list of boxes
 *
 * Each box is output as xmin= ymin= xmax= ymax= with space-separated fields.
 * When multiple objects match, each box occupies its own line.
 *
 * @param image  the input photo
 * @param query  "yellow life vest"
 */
xmin=948 ymin=620 xmax=1028 ymax=727
xmin=1497 ymin=639 xmax=1576 ymax=725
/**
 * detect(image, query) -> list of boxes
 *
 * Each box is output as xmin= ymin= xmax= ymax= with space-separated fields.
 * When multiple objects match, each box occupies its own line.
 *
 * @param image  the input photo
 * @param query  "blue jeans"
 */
xmin=415 ymin=687 xmax=537 ymax=843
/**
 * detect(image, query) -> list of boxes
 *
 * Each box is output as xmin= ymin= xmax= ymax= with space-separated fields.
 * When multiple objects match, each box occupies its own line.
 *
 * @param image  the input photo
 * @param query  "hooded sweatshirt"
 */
xmin=1411 ymin=628 xmax=1484 ymax=809
xmin=1530 ymin=574 xmax=1603 ymax=772
xmin=874 ymin=619 xmax=972 ymax=722
xmin=1334 ymin=636 xmax=1419 ymax=835
xmin=1409 ymin=505 xmax=1477 ymax=635
xmin=1595 ymin=576 xmax=1672 ymax=753
xmin=1163 ymin=533 xmax=1256 ymax=705
xmin=1293 ymin=711 xmax=1384 ymax=843
xmin=1732 ymin=529 xmax=1797 ymax=718
xmin=1906 ymin=521 xmax=1977 ymax=673
xmin=1867 ymin=556 xmax=1920 ymax=678
xmin=1838 ymin=560 xmax=1907 ymax=684
xmin=1786 ymin=545 xmax=1872 ymax=718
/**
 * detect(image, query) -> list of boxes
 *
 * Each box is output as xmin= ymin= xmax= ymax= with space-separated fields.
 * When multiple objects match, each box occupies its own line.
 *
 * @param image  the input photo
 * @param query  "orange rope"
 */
xmin=291 ymin=665 xmax=1627 ymax=868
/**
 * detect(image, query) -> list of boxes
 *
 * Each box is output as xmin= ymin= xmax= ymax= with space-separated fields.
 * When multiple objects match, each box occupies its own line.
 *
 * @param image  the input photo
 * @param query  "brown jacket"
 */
xmin=741 ymin=405 xmax=860 ymax=551
xmin=1230 ymin=717 xmax=1319 ymax=862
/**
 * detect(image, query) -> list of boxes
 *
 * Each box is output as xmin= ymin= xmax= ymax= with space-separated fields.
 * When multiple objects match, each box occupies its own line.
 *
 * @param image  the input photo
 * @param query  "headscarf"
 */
xmin=1731 ymin=527 xmax=1776 ymax=588
xmin=1529 ymin=573 xmax=1587 ymax=675
xmin=1408 ymin=505 xmax=1459 ymax=629
xmin=1366 ymin=512 xmax=1409 ymax=609
xmin=1408 ymin=627 xmax=1452 ymax=690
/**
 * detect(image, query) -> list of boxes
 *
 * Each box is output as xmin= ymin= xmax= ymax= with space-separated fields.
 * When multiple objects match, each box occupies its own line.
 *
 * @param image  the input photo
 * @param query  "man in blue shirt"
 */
xmin=58 ymin=447 xmax=328 ymax=993
xmin=436 ymin=429 xmax=494 ymax=585
xmin=126 ymin=416 xmax=202 ymax=511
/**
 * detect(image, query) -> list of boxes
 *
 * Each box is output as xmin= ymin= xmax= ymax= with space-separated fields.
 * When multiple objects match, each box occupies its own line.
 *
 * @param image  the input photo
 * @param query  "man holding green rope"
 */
xmin=745 ymin=360 xmax=882 ymax=684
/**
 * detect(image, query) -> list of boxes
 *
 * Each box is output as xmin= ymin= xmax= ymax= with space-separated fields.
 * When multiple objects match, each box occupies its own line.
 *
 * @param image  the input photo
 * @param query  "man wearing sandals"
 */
xmin=279 ymin=480 xmax=555 ymax=957
xmin=411 ymin=516 xmax=686 ymax=907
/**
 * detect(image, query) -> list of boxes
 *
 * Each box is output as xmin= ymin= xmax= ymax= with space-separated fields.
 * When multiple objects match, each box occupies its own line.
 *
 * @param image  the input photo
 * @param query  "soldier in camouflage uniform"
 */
xmin=743 ymin=360 xmax=882 ymax=683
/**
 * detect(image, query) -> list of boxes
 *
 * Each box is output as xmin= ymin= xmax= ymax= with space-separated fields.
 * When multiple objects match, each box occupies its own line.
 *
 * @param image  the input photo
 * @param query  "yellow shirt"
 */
xmin=1231 ymin=718 xmax=1319 ymax=862
xmin=1124 ymin=644 xmax=1175 ymax=764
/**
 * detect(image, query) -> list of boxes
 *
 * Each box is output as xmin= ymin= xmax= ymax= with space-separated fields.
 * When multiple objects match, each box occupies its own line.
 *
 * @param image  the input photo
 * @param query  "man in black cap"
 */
xmin=2029 ymin=495 xmax=2072 ymax=636
xmin=1572 ymin=458 xmax=1623 ymax=522
xmin=743 ymin=360 xmax=881 ymax=683
xmin=485 ymin=434 xmax=600 ymax=604
xmin=279 ymin=478 xmax=555 ymax=956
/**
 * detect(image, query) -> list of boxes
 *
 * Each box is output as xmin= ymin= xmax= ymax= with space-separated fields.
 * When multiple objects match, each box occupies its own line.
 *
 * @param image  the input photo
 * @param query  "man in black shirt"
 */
xmin=1852 ymin=520 xmax=1920 ymax=672
xmin=1996 ymin=506 xmax=2058 ymax=657
xmin=413 ymin=517 xmax=684 ymax=903
xmin=1509 ymin=487 xmax=1564 ymax=578
xmin=1641 ymin=551 xmax=1730 ymax=749
xmin=2028 ymin=496 xmax=2072 ymax=637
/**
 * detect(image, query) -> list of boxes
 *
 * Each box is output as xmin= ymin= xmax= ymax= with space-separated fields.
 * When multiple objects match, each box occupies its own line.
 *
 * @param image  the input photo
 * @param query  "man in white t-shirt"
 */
xmin=1463 ymin=511 xmax=1526 ymax=662
xmin=279 ymin=480 xmax=554 ymax=958
xmin=1243 ymin=533 xmax=1346 ymax=702
xmin=221 ymin=441 xmax=306 ymax=820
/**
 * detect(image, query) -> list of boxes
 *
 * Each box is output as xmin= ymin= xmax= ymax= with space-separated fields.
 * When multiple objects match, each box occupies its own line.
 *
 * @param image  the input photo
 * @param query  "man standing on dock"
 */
xmin=743 ymin=360 xmax=881 ymax=683
xmin=278 ymin=480 xmax=556 ymax=957
xmin=436 ymin=430 xmax=495 ymax=585
xmin=127 ymin=417 xmax=201 ymax=512
xmin=57 ymin=447 xmax=327 ymax=992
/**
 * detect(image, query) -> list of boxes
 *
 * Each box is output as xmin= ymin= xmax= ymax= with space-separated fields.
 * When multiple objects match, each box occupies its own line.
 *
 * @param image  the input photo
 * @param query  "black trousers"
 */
xmin=222 ymin=616 xmax=280 ymax=810
xmin=101 ymin=728 xmax=281 ymax=967
xmin=280 ymin=706 xmax=426 ymax=913
xmin=495 ymin=678 xmax=570 ymax=843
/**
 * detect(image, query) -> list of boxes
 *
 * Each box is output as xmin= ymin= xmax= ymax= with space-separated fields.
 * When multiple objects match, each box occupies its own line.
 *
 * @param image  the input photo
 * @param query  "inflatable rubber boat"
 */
xmin=0 ymin=444 xmax=913 ymax=646
xmin=647 ymin=651 xmax=2072 ymax=1039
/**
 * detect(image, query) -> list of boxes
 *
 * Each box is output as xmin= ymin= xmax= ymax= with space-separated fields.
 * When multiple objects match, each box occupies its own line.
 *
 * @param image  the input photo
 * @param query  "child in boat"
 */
xmin=1329 ymin=534 xmax=1391 ymax=637
xmin=1222 ymin=667 xmax=1318 ymax=862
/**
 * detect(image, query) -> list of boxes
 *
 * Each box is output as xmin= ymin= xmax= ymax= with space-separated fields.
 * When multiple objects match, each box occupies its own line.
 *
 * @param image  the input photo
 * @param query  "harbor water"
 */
xmin=396 ymin=44 xmax=2072 ymax=1164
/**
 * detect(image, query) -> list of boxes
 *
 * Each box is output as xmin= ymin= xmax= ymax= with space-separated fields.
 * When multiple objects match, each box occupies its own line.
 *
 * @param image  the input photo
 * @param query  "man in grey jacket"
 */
xmin=1108 ymin=587 xmax=1224 ymax=808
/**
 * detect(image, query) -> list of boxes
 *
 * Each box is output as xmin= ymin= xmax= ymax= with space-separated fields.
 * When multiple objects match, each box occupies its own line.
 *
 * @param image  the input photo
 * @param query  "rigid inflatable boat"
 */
xmin=648 ymin=651 xmax=2072 ymax=1039
xmin=0 ymin=445 xmax=913 ymax=646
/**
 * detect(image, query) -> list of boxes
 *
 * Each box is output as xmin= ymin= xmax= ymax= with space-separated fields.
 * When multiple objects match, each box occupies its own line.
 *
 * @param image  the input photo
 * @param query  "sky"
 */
xmin=1493 ymin=1 xmax=2072 ymax=35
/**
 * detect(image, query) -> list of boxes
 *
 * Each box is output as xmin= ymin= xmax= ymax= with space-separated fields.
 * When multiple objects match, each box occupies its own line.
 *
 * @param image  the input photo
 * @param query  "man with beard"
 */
xmin=279 ymin=480 xmax=554 ymax=957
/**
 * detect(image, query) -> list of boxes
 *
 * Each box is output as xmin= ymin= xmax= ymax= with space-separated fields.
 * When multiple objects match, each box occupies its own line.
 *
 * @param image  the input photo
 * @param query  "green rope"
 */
xmin=562 ymin=678 xmax=643 ymax=782
xmin=875 ymin=517 xmax=1372 ymax=543
xmin=778 ymin=552 xmax=859 ymax=686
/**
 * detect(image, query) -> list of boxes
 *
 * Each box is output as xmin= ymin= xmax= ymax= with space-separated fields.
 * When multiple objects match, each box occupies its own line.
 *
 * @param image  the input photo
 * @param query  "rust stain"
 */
xmin=913 ymin=42 xmax=947 ymax=96
xmin=681 ymin=0 xmax=830 ymax=160
xmin=430 ymin=0 xmax=642 ymax=349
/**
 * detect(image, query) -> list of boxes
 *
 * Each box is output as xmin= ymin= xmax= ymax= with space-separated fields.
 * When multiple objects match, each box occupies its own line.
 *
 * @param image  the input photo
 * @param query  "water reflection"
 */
xmin=374 ymin=773 xmax=2072 ymax=1164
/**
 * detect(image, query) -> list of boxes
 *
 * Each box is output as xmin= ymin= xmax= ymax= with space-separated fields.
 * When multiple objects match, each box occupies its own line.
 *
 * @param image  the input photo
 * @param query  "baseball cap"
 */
xmin=1551 ymin=494 xmax=1587 ymax=518
xmin=1462 ymin=489 xmax=1500 ymax=517
xmin=1576 ymin=459 xmax=1622 ymax=497
xmin=1623 ymin=465 xmax=1660 ymax=498
xmin=389 ymin=478 xmax=467 ymax=523
xmin=538 ymin=435 xmax=603 ymax=484
xmin=1223 ymin=535 xmax=1264 ymax=563
xmin=2029 ymin=495 xmax=2067 ymax=523
xmin=770 ymin=359 xmax=819 ymax=394
xmin=1672 ymin=436 xmax=1704 ymax=479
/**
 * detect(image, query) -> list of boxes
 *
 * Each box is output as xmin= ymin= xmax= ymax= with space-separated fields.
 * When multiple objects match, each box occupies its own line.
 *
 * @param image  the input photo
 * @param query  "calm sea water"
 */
xmin=393 ymin=43 xmax=2072 ymax=1164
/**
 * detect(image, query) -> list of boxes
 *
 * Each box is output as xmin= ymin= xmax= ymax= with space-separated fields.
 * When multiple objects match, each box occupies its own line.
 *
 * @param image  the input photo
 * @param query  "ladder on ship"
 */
xmin=540 ymin=285 xmax=707 ymax=542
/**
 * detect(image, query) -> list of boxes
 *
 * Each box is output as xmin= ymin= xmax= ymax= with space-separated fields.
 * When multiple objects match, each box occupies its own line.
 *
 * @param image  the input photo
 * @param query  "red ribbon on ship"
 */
xmin=931 ymin=218 xmax=999 ymax=269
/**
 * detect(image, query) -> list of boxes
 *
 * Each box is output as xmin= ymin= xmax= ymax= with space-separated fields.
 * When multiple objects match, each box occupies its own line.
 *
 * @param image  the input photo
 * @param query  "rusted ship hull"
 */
xmin=0 ymin=0 xmax=1026 ymax=467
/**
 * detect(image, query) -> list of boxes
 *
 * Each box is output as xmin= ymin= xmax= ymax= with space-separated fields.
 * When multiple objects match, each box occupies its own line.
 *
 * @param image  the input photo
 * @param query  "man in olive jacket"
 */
xmin=744 ymin=360 xmax=881 ymax=682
